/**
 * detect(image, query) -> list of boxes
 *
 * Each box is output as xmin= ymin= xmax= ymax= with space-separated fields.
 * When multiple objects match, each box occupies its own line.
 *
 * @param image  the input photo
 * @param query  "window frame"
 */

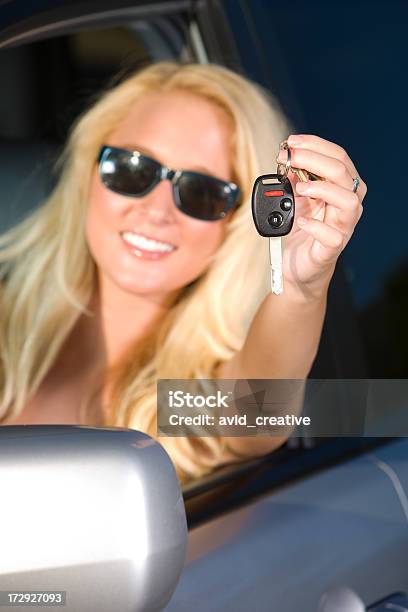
xmin=0 ymin=0 xmax=388 ymax=527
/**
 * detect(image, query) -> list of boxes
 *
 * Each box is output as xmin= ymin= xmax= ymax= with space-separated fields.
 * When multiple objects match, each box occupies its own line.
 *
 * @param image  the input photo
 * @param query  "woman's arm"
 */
xmin=220 ymin=277 xmax=331 ymax=380
xmin=215 ymin=281 xmax=328 ymax=457
xmin=216 ymin=134 xmax=367 ymax=459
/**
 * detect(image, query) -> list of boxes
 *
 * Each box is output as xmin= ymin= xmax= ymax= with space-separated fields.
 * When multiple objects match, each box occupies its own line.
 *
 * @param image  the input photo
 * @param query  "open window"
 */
xmin=0 ymin=0 xmax=391 ymax=519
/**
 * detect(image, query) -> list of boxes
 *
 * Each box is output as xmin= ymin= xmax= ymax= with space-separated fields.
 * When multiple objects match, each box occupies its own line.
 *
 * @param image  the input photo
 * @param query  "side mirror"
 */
xmin=0 ymin=426 xmax=187 ymax=611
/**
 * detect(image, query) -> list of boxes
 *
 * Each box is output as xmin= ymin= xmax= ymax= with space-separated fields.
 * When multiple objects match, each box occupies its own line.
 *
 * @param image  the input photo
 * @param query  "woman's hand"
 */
xmin=276 ymin=134 xmax=367 ymax=301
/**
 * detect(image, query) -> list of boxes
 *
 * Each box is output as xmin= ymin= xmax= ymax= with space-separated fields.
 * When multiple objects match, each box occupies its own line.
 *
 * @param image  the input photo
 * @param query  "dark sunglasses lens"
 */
xmin=177 ymin=173 xmax=236 ymax=220
xmin=100 ymin=149 xmax=159 ymax=195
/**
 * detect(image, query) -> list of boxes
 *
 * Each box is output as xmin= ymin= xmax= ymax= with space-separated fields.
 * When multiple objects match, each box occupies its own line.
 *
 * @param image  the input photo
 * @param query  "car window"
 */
xmin=1 ymin=1 xmax=402 ymax=504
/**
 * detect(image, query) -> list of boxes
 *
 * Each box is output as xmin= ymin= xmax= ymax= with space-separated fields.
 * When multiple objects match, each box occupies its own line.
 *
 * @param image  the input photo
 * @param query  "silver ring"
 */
xmin=352 ymin=177 xmax=360 ymax=193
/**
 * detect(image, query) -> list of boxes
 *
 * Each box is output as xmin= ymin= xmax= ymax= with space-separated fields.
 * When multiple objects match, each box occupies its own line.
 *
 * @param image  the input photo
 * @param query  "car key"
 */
xmin=292 ymin=167 xmax=322 ymax=182
xmin=251 ymin=173 xmax=295 ymax=295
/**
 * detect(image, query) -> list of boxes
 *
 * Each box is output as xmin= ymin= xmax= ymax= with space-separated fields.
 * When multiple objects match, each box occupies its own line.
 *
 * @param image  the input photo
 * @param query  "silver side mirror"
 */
xmin=0 ymin=426 xmax=187 ymax=611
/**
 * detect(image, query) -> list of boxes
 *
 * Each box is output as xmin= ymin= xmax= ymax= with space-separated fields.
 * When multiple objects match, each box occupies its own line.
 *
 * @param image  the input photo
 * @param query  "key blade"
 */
xmin=269 ymin=237 xmax=283 ymax=295
xmin=293 ymin=167 xmax=324 ymax=182
xmin=293 ymin=167 xmax=309 ymax=182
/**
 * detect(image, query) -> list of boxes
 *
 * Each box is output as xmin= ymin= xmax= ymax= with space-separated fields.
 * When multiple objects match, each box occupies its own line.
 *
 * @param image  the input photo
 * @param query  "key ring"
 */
xmin=276 ymin=138 xmax=325 ymax=183
xmin=276 ymin=140 xmax=292 ymax=180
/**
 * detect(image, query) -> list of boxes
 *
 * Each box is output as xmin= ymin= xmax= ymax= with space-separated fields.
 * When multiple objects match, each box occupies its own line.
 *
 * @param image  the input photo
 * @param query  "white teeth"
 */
xmin=121 ymin=232 xmax=176 ymax=253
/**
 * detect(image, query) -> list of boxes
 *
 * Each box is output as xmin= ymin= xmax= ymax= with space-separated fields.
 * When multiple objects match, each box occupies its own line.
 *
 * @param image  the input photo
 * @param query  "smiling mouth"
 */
xmin=120 ymin=231 xmax=177 ymax=254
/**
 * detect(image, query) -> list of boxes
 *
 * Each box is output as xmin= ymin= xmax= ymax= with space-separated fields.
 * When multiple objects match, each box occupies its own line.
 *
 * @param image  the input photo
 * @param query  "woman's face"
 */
xmin=85 ymin=89 xmax=235 ymax=303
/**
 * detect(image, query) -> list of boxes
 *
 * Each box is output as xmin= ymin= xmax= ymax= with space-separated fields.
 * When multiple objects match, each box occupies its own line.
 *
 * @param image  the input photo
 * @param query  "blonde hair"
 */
xmin=0 ymin=61 xmax=292 ymax=483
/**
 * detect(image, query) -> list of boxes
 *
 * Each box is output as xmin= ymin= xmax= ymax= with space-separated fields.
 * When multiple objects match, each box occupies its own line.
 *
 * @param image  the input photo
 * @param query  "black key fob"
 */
xmin=251 ymin=173 xmax=295 ymax=237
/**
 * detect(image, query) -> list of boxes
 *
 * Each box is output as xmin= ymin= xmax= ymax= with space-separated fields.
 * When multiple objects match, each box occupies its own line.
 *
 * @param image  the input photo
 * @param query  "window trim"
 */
xmin=184 ymin=437 xmax=395 ymax=529
xmin=0 ymin=0 xmax=192 ymax=49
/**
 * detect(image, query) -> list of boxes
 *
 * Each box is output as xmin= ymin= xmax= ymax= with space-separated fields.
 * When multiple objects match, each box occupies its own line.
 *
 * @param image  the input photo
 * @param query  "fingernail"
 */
xmin=288 ymin=134 xmax=304 ymax=146
xmin=297 ymin=216 xmax=308 ymax=225
xmin=296 ymin=182 xmax=310 ymax=194
xmin=277 ymin=151 xmax=287 ymax=163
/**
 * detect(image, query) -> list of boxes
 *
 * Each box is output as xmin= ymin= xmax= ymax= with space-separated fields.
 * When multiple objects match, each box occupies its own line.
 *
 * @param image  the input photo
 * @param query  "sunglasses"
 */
xmin=97 ymin=145 xmax=241 ymax=222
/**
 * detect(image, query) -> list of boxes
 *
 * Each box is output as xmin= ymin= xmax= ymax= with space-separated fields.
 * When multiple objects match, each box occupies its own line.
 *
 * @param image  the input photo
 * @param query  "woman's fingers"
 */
xmin=278 ymin=134 xmax=368 ymax=199
xmin=278 ymin=147 xmax=358 ymax=193
xmin=295 ymin=180 xmax=364 ymax=221
xmin=296 ymin=216 xmax=346 ymax=263
xmin=287 ymin=133 xmax=360 ymax=180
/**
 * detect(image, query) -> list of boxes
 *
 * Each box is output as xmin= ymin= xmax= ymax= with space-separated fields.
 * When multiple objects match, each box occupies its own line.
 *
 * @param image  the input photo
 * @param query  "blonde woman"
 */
xmin=0 ymin=61 xmax=367 ymax=484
